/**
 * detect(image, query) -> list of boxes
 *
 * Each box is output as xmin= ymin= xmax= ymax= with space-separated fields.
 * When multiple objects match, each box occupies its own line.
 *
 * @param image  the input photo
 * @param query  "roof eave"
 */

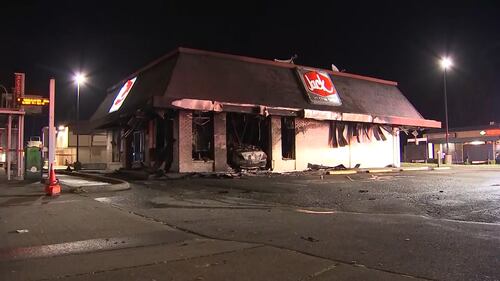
xmin=160 ymin=98 xmax=441 ymax=128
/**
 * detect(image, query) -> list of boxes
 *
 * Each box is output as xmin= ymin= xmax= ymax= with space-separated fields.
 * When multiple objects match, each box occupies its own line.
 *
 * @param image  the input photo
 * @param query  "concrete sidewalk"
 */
xmin=54 ymin=171 xmax=130 ymax=193
xmin=0 ymin=180 xmax=424 ymax=281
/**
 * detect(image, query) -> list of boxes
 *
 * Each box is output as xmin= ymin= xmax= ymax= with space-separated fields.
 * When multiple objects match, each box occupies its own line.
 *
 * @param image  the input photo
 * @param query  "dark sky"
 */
xmin=1 ymin=1 xmax=499 ymax=135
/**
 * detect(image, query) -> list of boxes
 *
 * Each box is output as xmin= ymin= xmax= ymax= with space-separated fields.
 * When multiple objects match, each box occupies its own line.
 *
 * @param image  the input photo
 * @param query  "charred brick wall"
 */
xmin=213 ymin=112 xmax=228 ymax=171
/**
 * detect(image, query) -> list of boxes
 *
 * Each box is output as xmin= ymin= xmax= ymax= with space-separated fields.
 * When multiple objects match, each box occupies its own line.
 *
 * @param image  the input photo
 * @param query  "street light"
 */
xmin=440 ymin=57 xmax=452 ymax=164
xmin=73 ymin=73 xmax=86 ymax=170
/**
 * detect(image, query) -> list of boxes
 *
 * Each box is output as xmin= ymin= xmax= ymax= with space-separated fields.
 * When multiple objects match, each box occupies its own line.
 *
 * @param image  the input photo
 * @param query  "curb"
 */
xmin=432 ymin=167 xmax=452 ymax=170
xmin=56 ymin=170 xmax=131 ymax=193
xmin=366 ymin=168 xmax=394 ymax=173
xmin=399 ymin=167 xmax=431 ymax=171
xmin=327 ymin=170 xmax=358 ymax=175
xmin=325 ymin=165 xmax=450 ymax=176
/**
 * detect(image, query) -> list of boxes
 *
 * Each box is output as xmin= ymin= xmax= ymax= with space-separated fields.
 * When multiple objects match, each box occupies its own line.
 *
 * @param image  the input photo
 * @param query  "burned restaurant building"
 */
xmin=90 ymin=48 xmax=440 ymax=173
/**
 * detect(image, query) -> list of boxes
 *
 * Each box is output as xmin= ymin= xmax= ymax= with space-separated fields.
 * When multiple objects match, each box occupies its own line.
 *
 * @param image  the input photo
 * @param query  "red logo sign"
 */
xmin=297 ymin=67 xmax=342 ymax=106
xmin=109 ymin=77 xmax=137 ymax=113
xmin=302 ymin=71 xmax=336 ymax=97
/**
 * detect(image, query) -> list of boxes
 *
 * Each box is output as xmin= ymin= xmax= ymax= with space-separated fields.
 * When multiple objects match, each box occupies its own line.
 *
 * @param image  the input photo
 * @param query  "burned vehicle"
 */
xmin=229 ymin=144 xmax=267 ymax=170
xmin=226 ymin=113 xmax=270 ymax=170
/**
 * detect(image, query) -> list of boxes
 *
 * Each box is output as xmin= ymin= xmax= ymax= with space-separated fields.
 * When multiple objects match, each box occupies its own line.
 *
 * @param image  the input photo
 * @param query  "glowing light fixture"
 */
xmin=479 ymin=130 xmax=486 ymax=136
xmin=74 ymin=73 xmax=86 ymax=85
xmin=469 ymin=141 xmax=485 ymax=145
xmin=440 ymin=57 xmax=453 ymax=70
xmin=58 ymin=125 xmax=65 ymax=131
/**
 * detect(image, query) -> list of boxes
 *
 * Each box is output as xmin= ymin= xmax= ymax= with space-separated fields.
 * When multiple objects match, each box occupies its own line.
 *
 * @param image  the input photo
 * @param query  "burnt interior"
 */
xmin=281 ymin=116 xmax=296 ymax=159
xmin=226 ymin=112 xmax=271 ymax=168
xmin=192 ymin=111 xmax=214 ymax=161
xmin=154 ymin=110 xmax=175 ymax=171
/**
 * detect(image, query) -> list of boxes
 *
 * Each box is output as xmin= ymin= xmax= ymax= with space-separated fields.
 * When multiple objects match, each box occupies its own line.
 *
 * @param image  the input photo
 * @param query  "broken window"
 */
xmin=132 ymin=130 xmax=144 ymax=163
xmin=111 ymin=129 xmax=121 ymax=162
xmin=281 ymin=116 xmax=295 ymax=159
xmin=192 ymin=111 xmax=214 ymax=160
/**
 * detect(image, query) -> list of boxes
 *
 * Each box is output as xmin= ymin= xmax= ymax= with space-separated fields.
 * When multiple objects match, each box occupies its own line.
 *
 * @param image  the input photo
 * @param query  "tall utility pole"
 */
xmin=440 ymin=57 xmax=453 ymax=165
xmin=443 ymin=66 xmax=449 ymax=155
xmin=76 ymin=80 xmax=80 ymax=167
xmin=73 ymin=73 xmax=85 ymax=170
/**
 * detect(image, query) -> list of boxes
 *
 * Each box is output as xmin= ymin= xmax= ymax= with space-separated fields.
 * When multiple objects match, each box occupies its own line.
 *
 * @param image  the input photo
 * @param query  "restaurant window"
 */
xmin=281 ymin=116 xmax=295 ymax=159
xmin=192 ymin=111 xmax=214 ymax=160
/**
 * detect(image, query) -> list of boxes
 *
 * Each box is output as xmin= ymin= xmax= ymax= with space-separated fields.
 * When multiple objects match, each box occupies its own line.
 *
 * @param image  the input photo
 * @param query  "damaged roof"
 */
xmin=91 ymin=47 xmax=440 ymax=128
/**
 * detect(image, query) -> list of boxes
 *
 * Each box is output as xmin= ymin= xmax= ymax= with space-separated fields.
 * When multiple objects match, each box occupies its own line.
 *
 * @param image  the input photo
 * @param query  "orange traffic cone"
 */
xmin=45 ymin=163 xmax=61 ymax=196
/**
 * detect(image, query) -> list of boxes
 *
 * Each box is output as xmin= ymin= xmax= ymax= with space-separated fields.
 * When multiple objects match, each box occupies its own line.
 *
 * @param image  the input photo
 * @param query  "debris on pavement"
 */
xmin=71 ymin=186 xmax=88 ymax=193
xmin=15 ymin=229 xmax=29 ymax=233
xmin=359 ymin=189 xmax=369 ymax=193
xmin=307 ymin=163 xmax=348 ymax=171
xmin=300 ymin=236 xmax=320 ymax=242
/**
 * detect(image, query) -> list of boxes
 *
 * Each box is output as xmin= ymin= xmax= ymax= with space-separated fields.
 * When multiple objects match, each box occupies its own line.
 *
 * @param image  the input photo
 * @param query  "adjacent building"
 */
xmin=42 ymin=122 xmax=108 ymax=169
xmin=404 ymin=123 xmax=500 ymax=164
xmin=90 ymin=48 xmax=440 ymax=172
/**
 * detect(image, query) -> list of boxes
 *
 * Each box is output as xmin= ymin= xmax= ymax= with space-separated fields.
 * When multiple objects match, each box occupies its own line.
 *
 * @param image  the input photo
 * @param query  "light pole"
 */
xmin=73 ymin=73 xmax=86 ymax=170
xmin=440 ymin=57 xmax=452 ymax=164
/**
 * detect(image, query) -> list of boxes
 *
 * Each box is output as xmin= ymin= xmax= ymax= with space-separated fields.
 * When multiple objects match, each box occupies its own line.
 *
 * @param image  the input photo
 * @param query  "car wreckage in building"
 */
xmin=89 ymin=47 xmax=440 ymax=173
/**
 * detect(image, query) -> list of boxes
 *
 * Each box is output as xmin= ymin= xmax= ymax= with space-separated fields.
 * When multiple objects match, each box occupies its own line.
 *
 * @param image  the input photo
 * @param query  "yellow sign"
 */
xmin=17 ymin=97 xmax=49 ymax=106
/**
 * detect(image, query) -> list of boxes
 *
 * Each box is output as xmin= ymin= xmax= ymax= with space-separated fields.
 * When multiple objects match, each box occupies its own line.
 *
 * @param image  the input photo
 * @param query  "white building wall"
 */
xmin=349 ymin=130 xmax=396 ymax=168
xmin=272 ymin=117 xmax=400 ymax=172
xmin=294 ymin=118 xmax=350 ymax=171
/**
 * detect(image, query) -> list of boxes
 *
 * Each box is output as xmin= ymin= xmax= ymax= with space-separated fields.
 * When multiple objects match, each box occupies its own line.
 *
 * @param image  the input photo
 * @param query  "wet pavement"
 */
xmin=0 ymin=167 xmax=499 ymax=280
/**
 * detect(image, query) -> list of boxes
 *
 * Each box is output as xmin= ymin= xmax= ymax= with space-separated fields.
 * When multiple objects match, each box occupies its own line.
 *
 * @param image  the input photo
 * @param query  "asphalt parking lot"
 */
xmin=102 ymin=166 xmax=500 ymax=224
xmin=81 ymin=166 xmax=500 ymax=281
xmin=3 ymin=166 xmax=499 ymax=281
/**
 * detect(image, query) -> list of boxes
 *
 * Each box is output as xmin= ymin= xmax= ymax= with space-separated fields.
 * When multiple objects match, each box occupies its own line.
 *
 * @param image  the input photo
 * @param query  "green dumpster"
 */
xmin=25 ymin=146 xmax=42 ymax=180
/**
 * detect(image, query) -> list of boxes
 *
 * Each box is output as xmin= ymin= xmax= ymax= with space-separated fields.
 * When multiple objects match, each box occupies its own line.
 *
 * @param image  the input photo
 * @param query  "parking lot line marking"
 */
xmin=296 ymin=209 xmax=335 ymax=214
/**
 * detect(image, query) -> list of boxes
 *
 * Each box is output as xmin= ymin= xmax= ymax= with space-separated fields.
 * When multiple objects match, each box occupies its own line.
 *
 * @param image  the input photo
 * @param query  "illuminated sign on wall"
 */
xmin=296 ymin=68 xmax=342 ymax=106
xmin=14 ymin=73 xmax=25 ymax=99
xmin=485 ymin=129 xmax=500 ymax=136
xmin=17 ymin=97 xmax=49 ymax=106
xmin=109 ymin=77 xmax=137 ymax=113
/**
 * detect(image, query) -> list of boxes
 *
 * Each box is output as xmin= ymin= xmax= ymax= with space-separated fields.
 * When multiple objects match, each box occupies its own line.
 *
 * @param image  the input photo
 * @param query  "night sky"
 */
xmin=1 ymin=1 xmax=499 ymax=137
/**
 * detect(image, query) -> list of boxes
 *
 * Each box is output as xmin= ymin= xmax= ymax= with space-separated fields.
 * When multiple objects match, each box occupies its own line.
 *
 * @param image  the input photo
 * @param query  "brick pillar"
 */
xmin=270 ymin=116 xmax=282 ymax=171
xmin=176 ymin=110 xmax=193 ymax=173
xmin=213 ymin=112 xmax=227 ymax=171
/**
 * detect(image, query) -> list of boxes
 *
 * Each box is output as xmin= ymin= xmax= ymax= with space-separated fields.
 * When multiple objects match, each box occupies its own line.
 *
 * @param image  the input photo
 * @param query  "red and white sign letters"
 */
xmin=109 ymin=77 xmax=137 ymax=113
xmin=303 ymin=71 xmax=335 ymax=96
xmin=297 ymin=68 xmax=341 ymax=106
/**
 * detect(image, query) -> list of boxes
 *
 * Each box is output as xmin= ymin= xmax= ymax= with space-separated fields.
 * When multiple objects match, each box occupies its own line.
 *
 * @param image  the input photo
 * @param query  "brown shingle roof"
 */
xmin=91 ymin=47 xmax=439 ymax=128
